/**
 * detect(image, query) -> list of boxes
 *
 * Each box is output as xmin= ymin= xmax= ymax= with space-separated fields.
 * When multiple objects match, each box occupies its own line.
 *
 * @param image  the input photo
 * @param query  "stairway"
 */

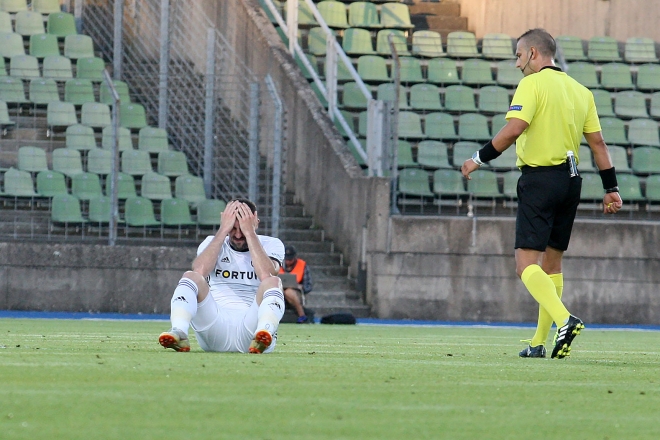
xmin=407 ymin=0 xmax=468 ymax=39
xmin=276 ymin=192 xmax=371 ymax=322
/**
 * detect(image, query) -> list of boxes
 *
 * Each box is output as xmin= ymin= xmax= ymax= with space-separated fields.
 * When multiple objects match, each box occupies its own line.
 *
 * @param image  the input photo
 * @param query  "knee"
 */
xmin=182 ymin=270 xmax=207 ymax=292
xmin=260 ymin=275 xmax=282 ymax=292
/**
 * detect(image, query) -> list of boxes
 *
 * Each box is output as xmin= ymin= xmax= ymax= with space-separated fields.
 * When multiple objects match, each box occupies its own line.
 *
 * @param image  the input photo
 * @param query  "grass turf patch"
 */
xmin=0 ymin=319 xmax=659 ymax=439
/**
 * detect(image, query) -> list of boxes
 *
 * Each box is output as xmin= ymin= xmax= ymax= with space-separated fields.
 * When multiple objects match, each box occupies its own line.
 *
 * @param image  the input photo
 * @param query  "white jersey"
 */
xmin=198 ymin=235 xmax=284 ymax=310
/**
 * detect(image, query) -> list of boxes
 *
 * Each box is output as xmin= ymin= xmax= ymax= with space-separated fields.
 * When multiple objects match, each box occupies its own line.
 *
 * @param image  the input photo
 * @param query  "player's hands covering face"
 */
xmin=219 ymin=200 xmax=239 ymax=233
xmin=236 ymin=202 xmax=258 ymax=234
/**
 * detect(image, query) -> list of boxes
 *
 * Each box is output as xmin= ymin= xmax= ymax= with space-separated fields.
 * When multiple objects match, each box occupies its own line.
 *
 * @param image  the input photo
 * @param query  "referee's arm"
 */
xmin=584 ymin=130 xmax=623 ymax=214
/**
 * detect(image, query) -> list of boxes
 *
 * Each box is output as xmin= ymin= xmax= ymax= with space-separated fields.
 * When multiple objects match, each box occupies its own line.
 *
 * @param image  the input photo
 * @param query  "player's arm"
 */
xmin=235 ymin=203 xmax=279 ymax=280
xmin=191 ymin=200 xmax=239 ymax=277
xmin=584 ymin=130 xmax=622 ymax=214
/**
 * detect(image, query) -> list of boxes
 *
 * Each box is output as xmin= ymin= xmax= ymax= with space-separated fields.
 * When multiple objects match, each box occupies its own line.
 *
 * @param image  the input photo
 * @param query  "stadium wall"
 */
xmin=458 ymin=0 xmax=660 ymax=41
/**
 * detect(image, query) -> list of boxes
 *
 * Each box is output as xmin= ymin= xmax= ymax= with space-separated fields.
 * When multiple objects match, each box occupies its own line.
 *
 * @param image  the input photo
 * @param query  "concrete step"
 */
xmin=282 ymin=239 xmax=333 ymax=253
xmin=408 ymin=2 xmax=461 ymax=17
xmin=278 ymin=228 xmax=325 ymax=242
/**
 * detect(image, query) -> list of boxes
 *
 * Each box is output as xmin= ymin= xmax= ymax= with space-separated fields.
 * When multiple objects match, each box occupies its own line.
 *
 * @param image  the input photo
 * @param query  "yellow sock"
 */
xmin=530 ymin=273 xmax=563 ymax=347
xmin=521 ymin=265 xmax=570 ymax=328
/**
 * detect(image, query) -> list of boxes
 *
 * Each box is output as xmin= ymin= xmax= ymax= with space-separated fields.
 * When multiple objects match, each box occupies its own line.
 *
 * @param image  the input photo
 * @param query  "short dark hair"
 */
xmin=230 ymin=198 xmax=257 ymax=214
xmin=518 ymin=28 xmax=556 ymax=58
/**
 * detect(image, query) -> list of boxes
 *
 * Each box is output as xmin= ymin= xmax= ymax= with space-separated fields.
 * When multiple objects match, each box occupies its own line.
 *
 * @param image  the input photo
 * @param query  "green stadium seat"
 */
xmin=76 ymin=57 xmax=105 ymax=81
xmin=102 ymin=126 xmax=133 ymax=150
xmin=501 ymin=170 xmax=521 ymax=198
xmin=600 ymin=117 xmax=628 ymax=145
xmin=650 ymin=92 xmax=660 ymax=119
xmin=376 ymin=29 xmax=410 ymax=56
xmin=86 ymin=148 xmax=112 ymax=175
xmin=29 ymin=78 xmax=60 ymax=105
xmin=120 ymin=103 xmax=148 ymax=129
xmin=380 ymin=3 xmax=414 ymax=29
xmin=87 ymin=195 xmax=114 ymax=224
xmin=636 ymin=64 xmax=660 ymax=92
xmin=0 ymin=11 xmax=10 ymax=33
xmin=111 ymin=172 xmax=137 ymax=199
xmin=412 ymin=30 xmax=445 ymax=58
xmin=478 ymin=85 xmax=510 ymax=114
xmin=614 ymin=91 xmax=648 ymax=119
xmin=342 ymin=27 xmax=375 ymax=55
xmin=140 ymin=171 xmax=172 ymax=201
xmin=0 ymin=32 xmax=25 ymax=58
xmin=81 ymin=102 xmax=111 ymax=128
xmin=632 ymin=146 xmax=660 ymax=173
xmin=14 ymin=11 xmax=45 ymax=36
xmin=467 ymin=169 xmax=501 ymax=198
xmin=444 ymin=85 xmax=477 ymax=112
xmin=196 ymin=199 xmax=226 ymax=228
xmin=157 ymin=150 xmax=189 ymax=177
xmin=52 ymin=147 xmax=83 ymax=177
xmin=0 ymin=0 xmax=26 ymax=12
xmin=398 ymin=57 xmax=424 ymax=84
xmin=0 ymin=77 xmax=27 ymax=104
xmin=297 ymin=1 xmax=317 ymax=26
xmin=47 ymin=12 xmax=77 ymax=38
xmin=624 ymin=37 xmax=659 ymax=64
xmin=555 ymin=35 xmax=587 ymax=61
xmin=295 ymin=53 xmax=319 ymax=80
xmin=567 ymin=62 xmax=599 ymax=89
xmin=628 ymin=118 xmax=660 ymax=146
xmin=398 ymin=111 xmax=426 ymax=139
xmin=9 ymin=55 xmax=40 ymax=79
xmin=424 ymin=112 xmax=458 ymax=140
xmin=398 ymin=167 xmax=432 ymax=197
xmin=124 ymin=196 xmax=160 ymax=227
xmin=29 ymin=33 xmax=60 ymax=58
xmin=341 ymin=81 xmax=370 ymax=109
xmin=577 ymin=144 xmax=597 ymax=172
xmin=348 ymin=2 xmax=381 ymax=29
xmin=36 ymin=170 xmax=67 ymax=197
xmin=491 ymin=113 xmax=507 ymax=135
xmin=0 ymin=100 xmax=15 ymax=126
xmin=433 ymin=169 xmax=467 ymax=196
xmin=42 ymin=55 xmax=73 ymax=81
xmin=327 ymin=56 xmax=353 ymax=82
xmin=335 ymin=109 xmax=355 ymax=138
xmin=451 ymin=141 xmax=481 ymax=167
xmin=100 ymin=79 xmax=130 ymax=104
xmin=591 ymin=89 xmax=615 ymax=117
xmin=161 ymin=197 xmax=195 ymax=227
xmin=446 ymin=31 xmax=480 ymax=58
xmin=495 ymin=60 xmax=523 ymax=87
xmin=426 ymin=58 xmax=460 ymax=85
xmin=588 ymin=36 xmax=622 ymax=62
xmin=306 ymin=27 xmax=328 ymax=56
xmin=0 ymin=57 xmax=5 ymax=77
xmin=607 ymin=145 xmax=631 ymax=172
xmin=175 ymin=174 xmax=207 ymax=207
xmin=51 ymin=194 xmax=86 ymax=224
xmin=397 ymin=140 xmax=416 ymax=167
xmin=2 ymin=167 xmax=36 ymax=196
xmin=138 ymin=126 xmax=168 ymax=153
xmin=47 ymin=101 xmax=78 ymax=128
xmin=417 ymin=140 xmax=450 ymax=169
xmin=644 ymin=174 xmax=660 ymax=202
xmin=64 ymin=79 xmax=96 ymax=105
xmin=617 ymin=173 xmax=644 ymax=200
xmin=410 ymin=83 xmax=443 ymax=111
xmin=71 ymin=171 xmax=103 ymax=201
xmin=580 ymin=172 xmax=605 ymax=200
xmin=33 ymin=0 xmax=61 ymax=13
xmin=64 ymin=35 xmax=94 ymax=59
xmin=317 ymin=0 xmax=349 ymax=29
xmin=458 ymin=113 xmax=491 ymax=141
xmin=599 ymin=63 xmax=634 ymax=90
xmin=17 ymin=145 xmax=48 ymax=173
xmin=461 ymin=58 xmax=495 ymax=85
xmin=377 ymin=83 xmax=409 ymax=109
xmin=357 ymin=55 xmax=389 ymax=83
xmin=492 ymin=143 xmax=517 ymax=169
xmin=121 ymin=150 xmax=152 ymax=176
xmin=66 ymin=124 xmax=96 ymax=150
xmin=482 ymin=33 xmax=514 ymax=59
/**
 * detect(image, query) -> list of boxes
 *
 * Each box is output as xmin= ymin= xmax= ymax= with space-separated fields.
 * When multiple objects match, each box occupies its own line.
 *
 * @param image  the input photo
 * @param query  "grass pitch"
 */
xmin=0 ymin=319 xmax=659 ymax=440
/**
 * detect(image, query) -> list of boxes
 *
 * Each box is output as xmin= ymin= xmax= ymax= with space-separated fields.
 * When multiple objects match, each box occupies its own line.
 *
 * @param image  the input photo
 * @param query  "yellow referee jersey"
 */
xmin=506 ymin=67 xmax=601 ymax=168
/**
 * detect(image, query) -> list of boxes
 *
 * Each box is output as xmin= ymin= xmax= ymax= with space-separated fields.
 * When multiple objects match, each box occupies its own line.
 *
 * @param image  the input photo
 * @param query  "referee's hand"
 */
xmin=461 ymin=159 xmax=480 ymax=180
xmin=603 ymin=192 xmax=623 ymax=214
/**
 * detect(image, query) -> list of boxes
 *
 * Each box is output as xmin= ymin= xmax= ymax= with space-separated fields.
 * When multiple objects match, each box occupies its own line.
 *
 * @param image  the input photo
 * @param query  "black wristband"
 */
xmin=478 ymin=140 xmax=502 ymax=163
xmin=599 ymin=167 xmax=618 ymax=190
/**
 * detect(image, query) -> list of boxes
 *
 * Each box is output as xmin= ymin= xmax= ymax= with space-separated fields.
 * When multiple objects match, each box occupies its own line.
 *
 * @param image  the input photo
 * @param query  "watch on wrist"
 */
xmin=471 ymin=151 xmax=483 ymax=166
xmin=605 ymin=186 xmax=619 ymax=193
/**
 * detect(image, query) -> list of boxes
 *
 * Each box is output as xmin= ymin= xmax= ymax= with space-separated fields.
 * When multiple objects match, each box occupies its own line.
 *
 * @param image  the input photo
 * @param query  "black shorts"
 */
xmin=515 ymin=164 xmax=582 ymax=252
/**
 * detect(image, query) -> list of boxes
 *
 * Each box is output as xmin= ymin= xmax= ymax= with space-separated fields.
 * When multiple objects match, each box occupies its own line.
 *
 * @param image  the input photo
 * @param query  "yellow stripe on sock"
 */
xmin=530 ymin=273 xmax=564 ymax=347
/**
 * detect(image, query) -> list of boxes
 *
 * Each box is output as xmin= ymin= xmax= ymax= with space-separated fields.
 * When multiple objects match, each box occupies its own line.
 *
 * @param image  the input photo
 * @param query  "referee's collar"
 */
xmin=540 ymin=65 xmax=563 ymax=72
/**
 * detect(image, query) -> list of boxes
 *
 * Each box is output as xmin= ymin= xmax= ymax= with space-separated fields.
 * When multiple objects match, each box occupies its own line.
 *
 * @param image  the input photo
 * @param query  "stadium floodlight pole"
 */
xmin=113 ymin=0 xmax=123 ymax=80
xmin=265 ymin=75 xmax=283 ymax=238
xmin=103 ymin=69 xmax=121 ymax=246
xmin=158 ymin=0 xmax=170 ymax=129
xmin=203 ymin=27 xmax=216 ymax=199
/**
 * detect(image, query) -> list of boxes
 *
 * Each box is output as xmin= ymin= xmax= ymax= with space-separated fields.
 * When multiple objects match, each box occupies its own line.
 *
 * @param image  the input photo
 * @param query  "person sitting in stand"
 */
xmin=279 ymin=245 xmax=312 ymax=323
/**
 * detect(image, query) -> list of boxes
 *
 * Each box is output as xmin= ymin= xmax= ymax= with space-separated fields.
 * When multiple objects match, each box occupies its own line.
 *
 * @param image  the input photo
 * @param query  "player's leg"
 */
xmin=159 ymin=270 xmax=210 ymax=352
xmin=245 ymin=275 xmax=285 ymax=354
xmin=284 ymin=287 xmax=307 ymax=323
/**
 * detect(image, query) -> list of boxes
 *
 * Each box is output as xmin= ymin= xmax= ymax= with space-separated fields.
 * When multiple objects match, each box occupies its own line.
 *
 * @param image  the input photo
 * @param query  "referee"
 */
xmin=461 ymin=28 xmax=622 ymax=359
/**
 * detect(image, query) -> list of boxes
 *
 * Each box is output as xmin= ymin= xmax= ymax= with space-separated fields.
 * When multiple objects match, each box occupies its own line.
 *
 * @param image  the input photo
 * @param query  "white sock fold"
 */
xmin=257 ymin=288 xmax=285 ymax=337
xmin=170 ymin=278 xmax=198 ymax=335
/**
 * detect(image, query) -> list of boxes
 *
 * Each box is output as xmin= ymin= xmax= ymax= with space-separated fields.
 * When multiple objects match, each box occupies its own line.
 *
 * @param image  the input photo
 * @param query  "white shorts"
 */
xmin=191 ymin=294 xmax=276 ymax=353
